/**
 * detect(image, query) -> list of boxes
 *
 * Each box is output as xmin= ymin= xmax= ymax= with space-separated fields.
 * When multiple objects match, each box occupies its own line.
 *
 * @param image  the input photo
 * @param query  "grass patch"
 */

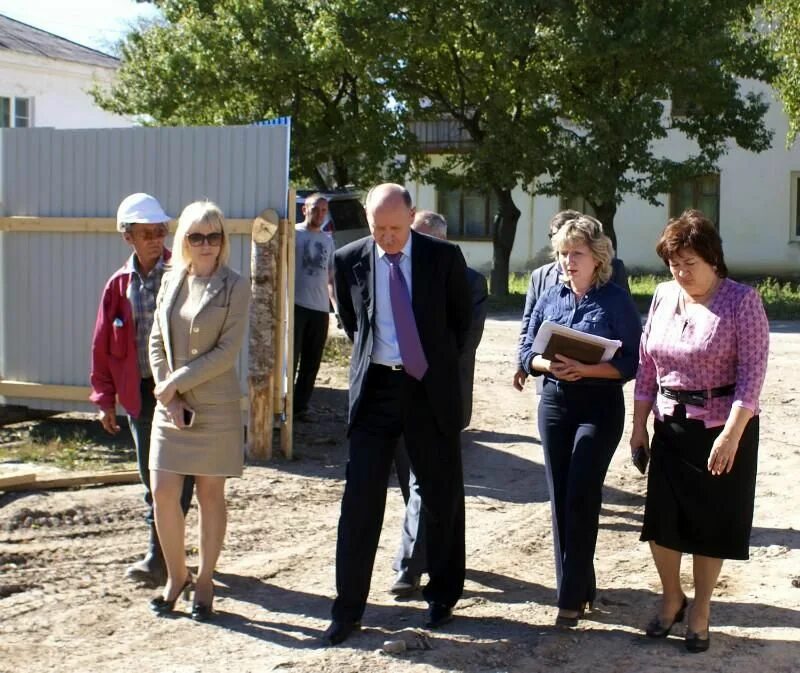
xmin=0 ymin=419 xmax=136 ymax=471
xmin=322 ymin=334 xmax=353 ymax=367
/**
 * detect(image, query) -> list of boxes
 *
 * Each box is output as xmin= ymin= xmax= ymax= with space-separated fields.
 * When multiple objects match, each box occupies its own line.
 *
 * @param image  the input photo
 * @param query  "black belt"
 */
xmin=370 ymin=362 xmax=405 ymax=372
xmin=659 ymin=384 xmax=735 ymax=408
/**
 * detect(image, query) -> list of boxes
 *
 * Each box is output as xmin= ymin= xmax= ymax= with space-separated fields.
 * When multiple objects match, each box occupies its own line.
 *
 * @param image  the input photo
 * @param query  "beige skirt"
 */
xmin=149 ymin=392 xmax=244 ymax=477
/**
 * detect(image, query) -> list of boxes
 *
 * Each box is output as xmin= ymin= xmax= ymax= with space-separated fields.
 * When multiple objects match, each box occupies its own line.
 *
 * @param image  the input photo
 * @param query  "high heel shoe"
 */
xmin=684 ymin=603 xmax=710 ymax=652
xmin=645 ymin=595 xmax=687 ymax=638
xmin=191 ymin=583 xmax=215 ymax=622
xmin=555 ymin=600 xmax=591 ymax=628
xmin=150 ymin=574 xmax=193 ymax=616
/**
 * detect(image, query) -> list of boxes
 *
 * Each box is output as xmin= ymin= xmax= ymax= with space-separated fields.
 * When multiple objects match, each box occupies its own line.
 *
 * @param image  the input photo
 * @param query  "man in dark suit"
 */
xmin=323 ymin=184 xmax=472 ymax=646
xmin=390 ymin=210 xmax=488 ymax=596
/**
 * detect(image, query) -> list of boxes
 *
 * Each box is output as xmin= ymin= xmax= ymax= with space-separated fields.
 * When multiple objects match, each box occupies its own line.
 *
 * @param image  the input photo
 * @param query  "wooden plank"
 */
xmin=282 ymin=209 xmax=296 ymax=457
xmin=0 ymin=381 xmax=91 ymax=402
xmin=0 ymin=217 xmax=253 ymax=235
xmin=2 ymin=470 xmax=140 ymax=491
xmin=0 ymin=472 xmax=38 ymax=489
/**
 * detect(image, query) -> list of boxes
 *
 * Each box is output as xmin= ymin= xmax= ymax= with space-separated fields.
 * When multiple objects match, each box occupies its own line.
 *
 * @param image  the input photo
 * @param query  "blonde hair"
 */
xmin=171 ymin=201 xmax=230 ymax=272
xmin=551 ymin=215 xmax=614 ymax=287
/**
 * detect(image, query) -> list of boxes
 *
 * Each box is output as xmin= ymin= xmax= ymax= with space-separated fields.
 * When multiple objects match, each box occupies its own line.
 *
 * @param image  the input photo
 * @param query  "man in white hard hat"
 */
xmin=89 ymin=193 xmax=194 ymax=586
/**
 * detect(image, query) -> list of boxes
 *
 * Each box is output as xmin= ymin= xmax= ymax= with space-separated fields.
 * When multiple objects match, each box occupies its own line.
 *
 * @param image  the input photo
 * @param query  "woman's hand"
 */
xmin=512 ymin=368 xmax=528 ymax=391
xmin=154 ymin=379 xmax=177 ymax=406
xmin=708 ymin=432 xmax=741 ymax=476
xmin=629 ymin=426 xmax=650 ymax=457
xmin=165 ymin=398 xmax=188 ymax=429
xmin=550 ymin=354 xmax=585 ymax=382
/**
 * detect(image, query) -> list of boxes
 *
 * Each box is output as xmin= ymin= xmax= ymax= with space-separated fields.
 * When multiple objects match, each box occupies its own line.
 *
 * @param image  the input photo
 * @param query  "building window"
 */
xmin=791 ymin=172 xmax=800 ymax=240
xmin=670 ymin=173 xmax=720 ymax=229
xmin=0 ymin=97 xmax=32 ymax=127
xmin=437 ymin=187 xmax=497 ymax=240
xmin=559 ymin=195 xmax=597 ymax=218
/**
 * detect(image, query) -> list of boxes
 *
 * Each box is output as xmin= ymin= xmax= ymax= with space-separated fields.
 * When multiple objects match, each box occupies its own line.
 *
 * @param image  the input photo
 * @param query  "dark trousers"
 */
xmin=127 ymin=377 xmax=194 ymax=524
xmin=392 ymin=439 xmax=427 ymax=575
xmin=538 ymin=379 xmax=624 ymax=610
xmin=332 ymin=366 xmax=465 ymax=623
xmin=293 ymin=305 xmax=329 ymax=414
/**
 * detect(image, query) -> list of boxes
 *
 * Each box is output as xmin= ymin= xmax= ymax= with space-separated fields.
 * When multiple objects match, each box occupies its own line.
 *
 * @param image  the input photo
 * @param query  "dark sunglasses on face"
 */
xmin=187 ymin=232 xmax=223 ymax=247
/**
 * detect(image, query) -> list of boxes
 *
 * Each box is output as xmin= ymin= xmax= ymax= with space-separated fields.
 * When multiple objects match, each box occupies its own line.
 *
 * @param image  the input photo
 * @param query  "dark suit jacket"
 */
xmin=334 ymin=230 xmax=472 ymax=436
xmin=460 ymin=268 xmax=488 ymax=427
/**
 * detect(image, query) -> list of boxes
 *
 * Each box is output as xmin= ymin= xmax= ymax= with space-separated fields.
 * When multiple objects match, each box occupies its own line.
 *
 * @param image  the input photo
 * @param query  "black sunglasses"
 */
xmin=187 ymin=232 xmax=223 ymax=247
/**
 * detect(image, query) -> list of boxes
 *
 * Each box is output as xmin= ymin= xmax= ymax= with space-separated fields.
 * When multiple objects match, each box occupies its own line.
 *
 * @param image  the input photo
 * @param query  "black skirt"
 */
xmin=640 ymin=405 xmax=759 ymax=560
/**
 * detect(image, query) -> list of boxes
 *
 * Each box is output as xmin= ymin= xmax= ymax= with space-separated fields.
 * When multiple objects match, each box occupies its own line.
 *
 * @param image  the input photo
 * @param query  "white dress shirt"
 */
xmin=371 ymin=235 xmax=413 ymax=366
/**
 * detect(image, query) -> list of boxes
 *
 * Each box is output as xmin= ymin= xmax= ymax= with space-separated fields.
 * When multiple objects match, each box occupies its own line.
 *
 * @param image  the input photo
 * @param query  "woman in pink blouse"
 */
xmin=630 ymin=210 xmax=769 ymax=653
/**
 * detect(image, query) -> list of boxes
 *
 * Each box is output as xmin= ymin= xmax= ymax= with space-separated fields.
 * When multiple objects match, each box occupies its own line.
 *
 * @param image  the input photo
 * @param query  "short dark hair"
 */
xmin=656 ymin=209 xmax=728 ymax=277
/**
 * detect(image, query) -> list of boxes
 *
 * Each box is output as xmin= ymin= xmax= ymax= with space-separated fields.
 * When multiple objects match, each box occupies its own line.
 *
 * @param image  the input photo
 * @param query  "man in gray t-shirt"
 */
xmin=294 ymin=194 xmax=337 ymax=419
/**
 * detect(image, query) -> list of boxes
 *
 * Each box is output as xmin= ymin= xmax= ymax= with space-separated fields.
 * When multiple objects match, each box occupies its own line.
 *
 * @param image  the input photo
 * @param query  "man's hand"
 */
xmin=512 ymin=368 xmax=528 ymax=391
xmin=98 ymin=408 xmax=120 ymax=434
xmin=154 ymin=379 xmax=177 ymax=406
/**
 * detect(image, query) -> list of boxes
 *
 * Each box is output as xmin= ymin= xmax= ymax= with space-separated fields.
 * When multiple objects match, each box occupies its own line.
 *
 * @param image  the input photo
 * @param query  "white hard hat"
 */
xmin=116 ymin=193 xmax=171 ymax=232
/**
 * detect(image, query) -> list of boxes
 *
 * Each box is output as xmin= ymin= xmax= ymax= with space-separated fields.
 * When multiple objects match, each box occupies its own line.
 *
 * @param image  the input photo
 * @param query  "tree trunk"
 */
xmin=593 ymin=201 xmax=618 ymax=253
xmin=490 ymin=187 xmax=521 ymax=297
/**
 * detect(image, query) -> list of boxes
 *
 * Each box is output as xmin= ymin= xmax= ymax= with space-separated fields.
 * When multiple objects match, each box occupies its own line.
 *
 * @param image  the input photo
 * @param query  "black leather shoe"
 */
xmin=425 ymin=602 xmax=453 ymax=628
xmin=390 ymin=570 xmax=421 ymax=596
xmin=322 ymin=620 xmax=361 ymax=646
xmin=645 ymin=595 xmax=688 ymax=638
xmin=685 ymin=629 xmax=710 ymax=653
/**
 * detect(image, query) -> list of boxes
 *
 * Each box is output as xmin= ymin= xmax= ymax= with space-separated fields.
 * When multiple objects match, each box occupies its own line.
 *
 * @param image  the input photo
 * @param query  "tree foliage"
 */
xmin=764 ymin=0 xmax=800 ymax=143
xmin=536 ymin=1 xmax=775 ymax=248
xmin=96 ymin=0 xmax=417 ymax=190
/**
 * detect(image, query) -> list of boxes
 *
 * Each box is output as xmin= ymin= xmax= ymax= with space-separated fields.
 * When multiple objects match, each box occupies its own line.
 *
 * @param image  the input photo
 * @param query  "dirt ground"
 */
xmin=1 ymin=315 xmax=798 ymax=673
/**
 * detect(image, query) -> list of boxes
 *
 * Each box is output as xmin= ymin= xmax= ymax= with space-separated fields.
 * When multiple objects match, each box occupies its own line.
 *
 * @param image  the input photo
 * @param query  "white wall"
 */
xmin=409 ymin=79 xmax=800 ymax=276
xmin=0 ymin=49 xmax=132 ymax=129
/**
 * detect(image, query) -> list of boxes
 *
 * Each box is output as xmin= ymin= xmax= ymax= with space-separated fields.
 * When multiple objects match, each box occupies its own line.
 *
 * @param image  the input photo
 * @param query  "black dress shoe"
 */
xmin=390 ymin=570 xmax=421 ymax=596
xmin=322 ymin=620 xmax=361 ymax=646
xmin=425 ymin=602 xmax=453 ymax=628
xmin=645 ymin=595 xmax=688 ymax=638
xmin=685 ymin=629 xmax=710 ymax=653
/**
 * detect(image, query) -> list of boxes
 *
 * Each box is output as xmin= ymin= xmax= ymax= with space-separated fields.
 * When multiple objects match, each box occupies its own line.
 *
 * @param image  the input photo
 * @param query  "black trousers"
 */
xmin=537 ymin=379 xmax=624 ymax=610
xmin=127 ymin=377 xmax=194 ymax=524
xmin=392 ymin=440 xmax=427 ymax=575
xmin=332 ymin=365 xmax=465 ymax=623
xmin=293 ymin=305 xmax=329 ymax=414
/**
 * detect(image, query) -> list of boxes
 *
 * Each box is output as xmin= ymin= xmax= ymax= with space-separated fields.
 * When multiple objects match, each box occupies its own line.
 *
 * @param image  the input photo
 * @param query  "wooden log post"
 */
xmin=247 ymin=208 xmax=280 ymax=461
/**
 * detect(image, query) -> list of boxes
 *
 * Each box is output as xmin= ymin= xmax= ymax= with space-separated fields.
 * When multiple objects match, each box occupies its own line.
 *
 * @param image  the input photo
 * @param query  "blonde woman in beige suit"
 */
xmin=147 ymin=201 xmax=250 ymax=621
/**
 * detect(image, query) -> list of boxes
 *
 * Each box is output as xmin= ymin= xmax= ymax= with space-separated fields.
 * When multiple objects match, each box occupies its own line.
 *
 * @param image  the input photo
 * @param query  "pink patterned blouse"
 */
xmin=634 ymin=279 xmax=769 ymax=428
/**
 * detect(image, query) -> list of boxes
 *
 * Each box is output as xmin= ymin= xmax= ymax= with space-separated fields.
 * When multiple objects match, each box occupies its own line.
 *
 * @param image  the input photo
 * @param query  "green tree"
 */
xmin=764 ymin=0 xmax=800 ymax=143
xmin=338 ymin=1 xmax=774 ymax=291
xmin=337 ymin=0 xmax=557 ymax=295
xmin=536 ymin=1 xmax=775 ymax=249
xmin=96 ymin=0 xmax=417 ymax=191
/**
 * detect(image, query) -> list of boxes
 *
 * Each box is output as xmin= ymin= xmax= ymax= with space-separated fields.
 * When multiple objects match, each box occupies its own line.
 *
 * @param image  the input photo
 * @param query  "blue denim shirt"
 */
xmin=520 ymin=281 xmax=642 ymax=384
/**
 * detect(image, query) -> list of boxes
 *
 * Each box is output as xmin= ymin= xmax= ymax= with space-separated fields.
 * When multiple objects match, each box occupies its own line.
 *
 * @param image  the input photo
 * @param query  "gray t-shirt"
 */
xmin=295 ymin=226 xmax=335 ymax=313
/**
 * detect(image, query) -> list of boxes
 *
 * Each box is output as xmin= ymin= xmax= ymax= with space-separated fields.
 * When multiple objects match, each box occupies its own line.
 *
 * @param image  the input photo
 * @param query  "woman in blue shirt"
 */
xmin=520 ymin=216 xmax=642 ymax=627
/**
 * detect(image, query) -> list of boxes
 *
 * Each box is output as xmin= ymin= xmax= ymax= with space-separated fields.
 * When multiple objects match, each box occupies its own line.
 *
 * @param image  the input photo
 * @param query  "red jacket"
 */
xmin=89 ymin=251 xmax=170 ymax=418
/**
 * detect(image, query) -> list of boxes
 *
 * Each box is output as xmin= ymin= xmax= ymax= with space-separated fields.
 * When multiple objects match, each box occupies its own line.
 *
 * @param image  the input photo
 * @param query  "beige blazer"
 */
xmin=149 ymin=264 xmax=250 ymax=405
